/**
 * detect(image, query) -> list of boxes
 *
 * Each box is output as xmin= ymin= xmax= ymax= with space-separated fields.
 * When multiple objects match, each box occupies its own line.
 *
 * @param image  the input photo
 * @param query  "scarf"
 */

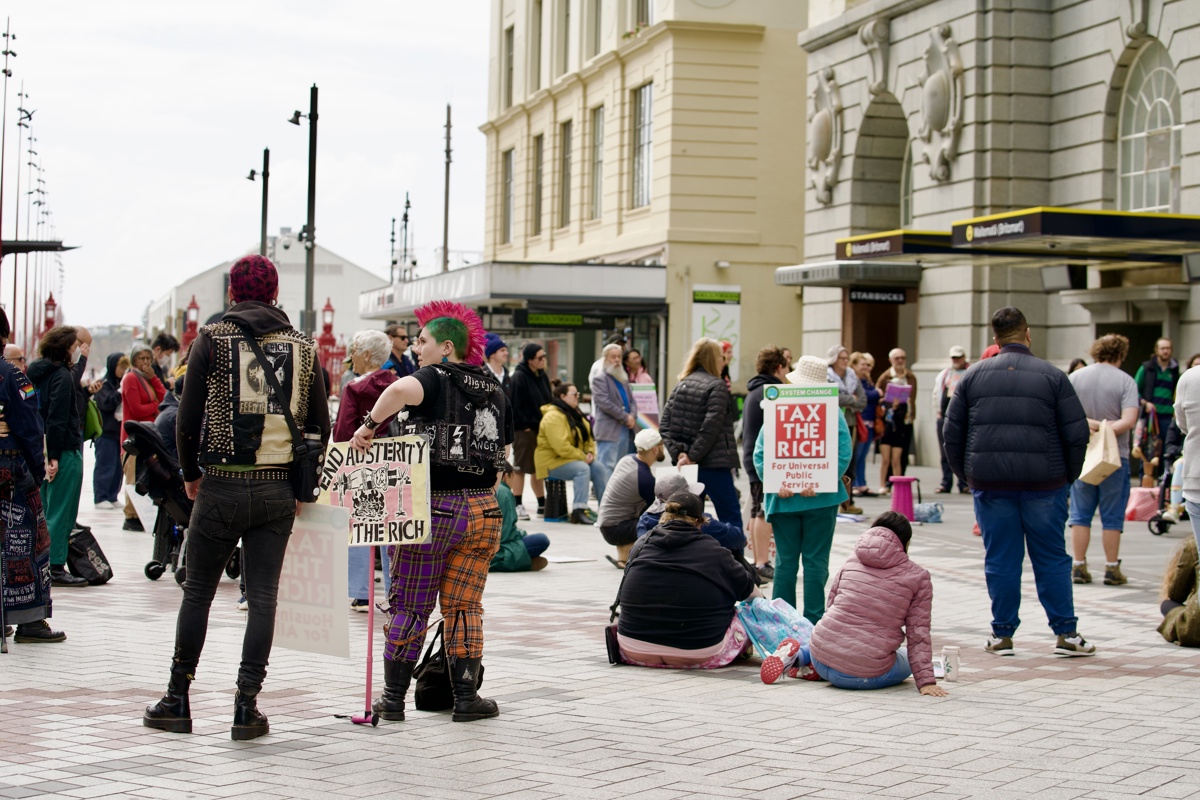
xmin=553 ymin=398 xmax=592 ymax=447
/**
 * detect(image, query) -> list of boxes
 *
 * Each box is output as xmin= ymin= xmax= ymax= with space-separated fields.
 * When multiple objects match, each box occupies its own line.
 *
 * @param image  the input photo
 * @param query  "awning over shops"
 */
xmin=950 ymin=207 xmax=1200 ymax=267
xmin=775 ymin=259 xmax=922 ymax=287
xmin=1 ymin=240 xmax=77 ymax=256
xmin=359 ymin=260 xmax=668 ymax=320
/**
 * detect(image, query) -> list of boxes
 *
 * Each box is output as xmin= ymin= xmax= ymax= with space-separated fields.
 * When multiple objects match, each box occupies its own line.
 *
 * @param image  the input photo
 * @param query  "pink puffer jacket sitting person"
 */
xmin=785 ymin=511 xmax=947 ymax=696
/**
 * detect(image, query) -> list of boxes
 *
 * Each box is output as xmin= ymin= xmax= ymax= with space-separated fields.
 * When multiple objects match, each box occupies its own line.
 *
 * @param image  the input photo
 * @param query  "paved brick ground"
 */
xmin=3 ymin=460 xmax=1200 ymax=799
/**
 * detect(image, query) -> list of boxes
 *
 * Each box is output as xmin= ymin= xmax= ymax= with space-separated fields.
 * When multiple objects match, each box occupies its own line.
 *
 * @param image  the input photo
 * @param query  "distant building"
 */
xmin=148 ymin=227 xmax=389 ymax=358
xmin=786 ymin=1 xmax=1200 ymax=467
xmin=363 ymin=0 xmax=809 ymax=395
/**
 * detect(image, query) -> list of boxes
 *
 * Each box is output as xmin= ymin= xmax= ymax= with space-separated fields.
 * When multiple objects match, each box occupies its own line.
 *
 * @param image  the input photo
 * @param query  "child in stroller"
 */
xmin=121 ymin=421 xmax=240 ymax=584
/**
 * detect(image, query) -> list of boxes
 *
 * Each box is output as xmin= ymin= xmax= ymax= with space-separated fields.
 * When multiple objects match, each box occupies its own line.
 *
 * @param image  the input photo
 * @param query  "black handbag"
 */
xmin=67 ymin=527 xmax=113 ymax=585
xmin=233 ymin=324 xmax=326 ymax=502
xmin=413 ymin=615 xmax=483 ymax=711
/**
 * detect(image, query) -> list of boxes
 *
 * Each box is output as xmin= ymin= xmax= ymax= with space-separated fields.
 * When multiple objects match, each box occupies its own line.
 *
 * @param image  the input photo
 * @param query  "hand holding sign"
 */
xmin=762 ymin=385 xmax=840 ymax=494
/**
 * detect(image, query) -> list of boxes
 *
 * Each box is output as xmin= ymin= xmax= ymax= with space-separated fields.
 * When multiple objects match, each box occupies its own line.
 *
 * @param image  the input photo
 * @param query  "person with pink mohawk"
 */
xmin=351 ymin=299 xmax=513 ymax=722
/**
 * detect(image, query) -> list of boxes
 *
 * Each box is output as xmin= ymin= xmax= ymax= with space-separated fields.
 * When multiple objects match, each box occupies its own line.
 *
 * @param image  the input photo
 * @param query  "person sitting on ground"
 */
xmin=637 ymin=472 xmax=746 ymax=554
xmin=784 ymin=512 xmax=947 ymax=696
xmin=1159 ymin=537 xmax=1200 ymax=647
xmin=615 ymin=491 xmax=761 ymax=669
xmin=490 ymin=464 xmax=550 ymax=573
xmin=534 ymin=381 xmax=608 ymax=524
xmin=596 ymin=428 xmax=663 ymax=569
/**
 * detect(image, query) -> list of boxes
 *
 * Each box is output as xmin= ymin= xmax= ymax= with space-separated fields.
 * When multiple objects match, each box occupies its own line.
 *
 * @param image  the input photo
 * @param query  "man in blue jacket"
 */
xmin=943 ymin=307 xmax=1094 ymax=658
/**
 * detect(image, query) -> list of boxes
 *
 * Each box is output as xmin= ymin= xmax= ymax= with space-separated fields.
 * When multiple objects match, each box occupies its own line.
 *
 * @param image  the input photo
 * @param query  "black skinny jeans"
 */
xmin=172 ymin=474 xmax=295 ymax=693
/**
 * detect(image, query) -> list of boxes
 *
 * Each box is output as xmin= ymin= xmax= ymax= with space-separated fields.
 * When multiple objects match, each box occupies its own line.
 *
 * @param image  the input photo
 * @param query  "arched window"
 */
xmin=1118 ymin=41 xmax=1182 ymax=213
xmin=900 ymin=140 xmax=914 ymax=227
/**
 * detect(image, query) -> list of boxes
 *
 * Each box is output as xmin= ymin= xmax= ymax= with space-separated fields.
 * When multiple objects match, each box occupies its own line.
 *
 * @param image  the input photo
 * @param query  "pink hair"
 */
xmin=414 ymin=300 xmax=487 ymax=365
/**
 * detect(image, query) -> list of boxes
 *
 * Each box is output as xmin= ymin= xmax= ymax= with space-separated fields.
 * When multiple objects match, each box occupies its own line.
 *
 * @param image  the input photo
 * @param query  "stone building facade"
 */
xmin=479 ymin=0 xmax=808 ymax=390
xmin=794 ymin=0 xmax=1200 ymax=466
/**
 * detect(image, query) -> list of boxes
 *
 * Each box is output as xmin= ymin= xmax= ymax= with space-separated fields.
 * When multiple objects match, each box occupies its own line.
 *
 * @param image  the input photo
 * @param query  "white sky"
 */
xmin=0 ymin=1 xmax=490 ymax=329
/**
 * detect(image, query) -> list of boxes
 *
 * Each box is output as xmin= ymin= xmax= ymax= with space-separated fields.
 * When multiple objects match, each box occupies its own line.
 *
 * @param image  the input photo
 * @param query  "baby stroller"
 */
xmin=121 ymin=421 xmax=240 ymax=585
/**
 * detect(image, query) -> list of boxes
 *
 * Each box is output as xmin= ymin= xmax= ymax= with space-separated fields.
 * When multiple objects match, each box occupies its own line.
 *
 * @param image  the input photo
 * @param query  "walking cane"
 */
xmin=350 ymin=546 xmax=379 ymax=727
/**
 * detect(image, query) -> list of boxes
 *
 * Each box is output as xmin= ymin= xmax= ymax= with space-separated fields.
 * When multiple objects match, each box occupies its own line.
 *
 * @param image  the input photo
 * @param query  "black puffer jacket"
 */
xmin=660 ymin=369 xmax=738 ymax=469
xmin=27 ymin=357 xmax=83 ymax=460
xmin=93 ymin=352 xmax=124 ymax=439
xmin=942 ymin=344 xmax=1089 ymax=491
xmin=509 ymin=361 xmax=552 ymax=431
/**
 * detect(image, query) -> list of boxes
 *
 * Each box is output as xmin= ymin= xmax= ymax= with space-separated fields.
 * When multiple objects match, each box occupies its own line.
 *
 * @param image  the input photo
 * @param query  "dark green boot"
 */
xmin=143 ymin=665 xmax=193 ymax=733
xmin=231 ymin=689 xmax=269 ymax=741
xmin=372 ymin=659 xmax=415 ymax=721
xmin=449 ymin=656 xmax=499 ymax=722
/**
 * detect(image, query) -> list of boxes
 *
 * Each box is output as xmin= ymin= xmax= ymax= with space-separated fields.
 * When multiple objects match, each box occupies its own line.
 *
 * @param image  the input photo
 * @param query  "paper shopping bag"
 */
xmin=1079 ymin=420 xmax=1120 ymax=486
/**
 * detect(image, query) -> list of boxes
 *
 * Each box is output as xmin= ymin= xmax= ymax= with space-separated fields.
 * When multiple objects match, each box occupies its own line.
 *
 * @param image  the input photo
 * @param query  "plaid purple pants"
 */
xmin=383 ymin=489 xmax=502 ymax=661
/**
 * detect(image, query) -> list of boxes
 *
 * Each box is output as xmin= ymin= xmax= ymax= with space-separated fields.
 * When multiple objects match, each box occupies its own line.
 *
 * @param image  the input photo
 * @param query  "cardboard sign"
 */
xmin=630 ymin=383 xmax=660 ymax=429
xmin=761 ymin=385 xmax=840 ymax=494
xmin=275 ymin=503 xmax=351 ymax=658
xmin=318 ymin=435 xmax=432 ymax=546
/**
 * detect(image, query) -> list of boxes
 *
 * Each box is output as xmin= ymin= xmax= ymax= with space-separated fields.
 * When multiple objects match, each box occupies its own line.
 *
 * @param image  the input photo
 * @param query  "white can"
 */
xmin=941 ymin=645 xmax=960 ymax=682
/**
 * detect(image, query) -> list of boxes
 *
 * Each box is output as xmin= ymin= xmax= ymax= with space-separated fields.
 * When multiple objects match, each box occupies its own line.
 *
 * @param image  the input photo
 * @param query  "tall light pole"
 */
xmin=247 ymin=147 xmax=269 ymax=256
xmin=289 ymin=85 xmax=318 ymax=335
xmin=441 ymin=104 xmax=451 ymax=273
xmin=0 ymin=19 xmax=17 ymax=282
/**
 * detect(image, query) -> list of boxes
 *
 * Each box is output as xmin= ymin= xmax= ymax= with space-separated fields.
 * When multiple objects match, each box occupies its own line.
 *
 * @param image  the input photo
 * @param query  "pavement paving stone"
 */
xmin=6 ymin=463 xmax=1200 ymax=797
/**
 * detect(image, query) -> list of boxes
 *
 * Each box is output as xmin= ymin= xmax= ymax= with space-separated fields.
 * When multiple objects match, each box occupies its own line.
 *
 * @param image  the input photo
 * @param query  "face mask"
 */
xmin=157 ymin=356 xmax=171 ymax=369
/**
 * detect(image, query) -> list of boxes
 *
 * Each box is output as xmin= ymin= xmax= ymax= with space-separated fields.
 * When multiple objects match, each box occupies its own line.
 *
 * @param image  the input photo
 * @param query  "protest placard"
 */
xmin=630 ymin=383 xmax=660 ymax=428
xmin=318 ymin=435 xmax=432 ymax=546
xmin=275 ymin=503 xmax=351 ymax=658
xmin=761 ymin=385 xmax=840 ymax=494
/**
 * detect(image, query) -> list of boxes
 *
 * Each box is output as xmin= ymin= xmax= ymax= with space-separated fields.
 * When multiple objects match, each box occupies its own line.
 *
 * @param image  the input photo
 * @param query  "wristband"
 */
xmin=362 ymin=412 xmax=381 ymax=430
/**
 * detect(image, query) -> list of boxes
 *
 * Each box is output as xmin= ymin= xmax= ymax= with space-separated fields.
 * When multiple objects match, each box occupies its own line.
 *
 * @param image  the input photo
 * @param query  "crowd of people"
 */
xmin=10 ymin=254 xmax=1200 ymax=739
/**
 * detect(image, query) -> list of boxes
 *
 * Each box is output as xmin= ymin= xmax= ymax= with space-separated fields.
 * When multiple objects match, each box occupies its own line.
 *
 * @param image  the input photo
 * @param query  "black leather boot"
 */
xmin=231 ymin=689 xmax=269 ymax=741
xmin=449 ymin=656 xmax=499 ymax=722
xmin=144 ymin=666 xmax=193 ymax=733
xmin=372 ymin=659 xmax=414 ymax=721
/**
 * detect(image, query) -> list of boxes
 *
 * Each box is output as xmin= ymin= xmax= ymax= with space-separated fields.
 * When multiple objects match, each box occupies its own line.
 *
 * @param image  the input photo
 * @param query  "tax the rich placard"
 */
xmin=318 ymin=435 xmax=432 ymax=546
xmin=761 ymin=385 xmax=840 ymax=494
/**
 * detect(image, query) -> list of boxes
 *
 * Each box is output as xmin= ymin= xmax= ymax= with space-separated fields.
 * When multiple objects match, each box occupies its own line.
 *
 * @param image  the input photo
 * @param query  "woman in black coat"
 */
xmin=660 ymin=338 xmax=743 ymax=531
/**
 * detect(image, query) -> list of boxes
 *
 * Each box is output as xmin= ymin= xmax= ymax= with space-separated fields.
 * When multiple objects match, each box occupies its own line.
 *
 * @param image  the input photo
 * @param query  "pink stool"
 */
xmin=889 ymin=476 xmax=918 ymax=521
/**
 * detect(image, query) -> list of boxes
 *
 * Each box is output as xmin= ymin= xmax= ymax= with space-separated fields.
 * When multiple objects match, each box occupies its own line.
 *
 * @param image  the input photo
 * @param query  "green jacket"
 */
xmin=753 ymin=411 xmax=851 ymax=521
xmin=489 ymin=482 xmax=533 ymax=572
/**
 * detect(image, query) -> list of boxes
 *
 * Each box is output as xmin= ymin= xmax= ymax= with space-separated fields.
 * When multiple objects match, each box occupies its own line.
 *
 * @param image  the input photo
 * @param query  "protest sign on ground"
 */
xmin=275 ymin=503 xmax=351 ymax=657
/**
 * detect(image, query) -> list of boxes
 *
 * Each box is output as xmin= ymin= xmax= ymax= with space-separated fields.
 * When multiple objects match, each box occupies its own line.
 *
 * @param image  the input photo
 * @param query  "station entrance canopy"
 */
xmin=776 ymin=207 xmax=1200 ymax=287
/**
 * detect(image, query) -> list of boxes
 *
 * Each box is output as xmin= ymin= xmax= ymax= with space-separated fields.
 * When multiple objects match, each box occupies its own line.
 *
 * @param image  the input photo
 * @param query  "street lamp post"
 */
xmin=289 ymin=84 xmax=318 ymax=336
xmin=247 ymin=148 xmax=269 ymax=257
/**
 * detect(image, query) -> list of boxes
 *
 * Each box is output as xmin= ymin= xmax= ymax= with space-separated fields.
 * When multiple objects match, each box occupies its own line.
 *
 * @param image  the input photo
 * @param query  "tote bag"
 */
xmin=1079 ymin=420 xmax=1120 ymax=486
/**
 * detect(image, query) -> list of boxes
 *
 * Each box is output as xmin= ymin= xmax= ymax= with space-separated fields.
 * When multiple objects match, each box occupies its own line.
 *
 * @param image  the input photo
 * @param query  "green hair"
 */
xmin=424 ymin=317 xmax=467 ymax=359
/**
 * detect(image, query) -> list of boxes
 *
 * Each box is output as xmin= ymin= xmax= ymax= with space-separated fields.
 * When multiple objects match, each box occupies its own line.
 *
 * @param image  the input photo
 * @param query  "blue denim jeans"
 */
xmin=547 ymin=459 xmax=610 ymax=507
xmin=1068 ymin=458 xmax=1131 ymax=531
xmin=523 ymin=533 xmax=550 ymax=559
xmin=810 ymin=648 xmax=911 ymax=690
xmin=853 ymin=429 xmax=873 ymax=488
xmin=1185 ymin=499 xmax=1200 ymax=553
xmin=973 ymin=487 xmax=1077 ymax=637
xmin=596 ymin=429 xmax=631 ymax=477
xmin=348 ymin=546 xmax=392 ymax=601
xmin=92 ymin=435 xmax=124 ymax=504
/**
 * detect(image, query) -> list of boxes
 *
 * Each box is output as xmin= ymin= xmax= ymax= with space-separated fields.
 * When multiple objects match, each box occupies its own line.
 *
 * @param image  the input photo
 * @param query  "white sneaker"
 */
xmin=236 ymin=596 xmax=248 ymax=612
xmin=516 ymin=504 xmax=530 ymax=521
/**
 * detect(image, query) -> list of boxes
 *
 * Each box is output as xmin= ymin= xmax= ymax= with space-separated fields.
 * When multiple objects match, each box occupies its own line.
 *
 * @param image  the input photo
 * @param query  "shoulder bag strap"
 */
xmin=231 ymin=322 xmax=304 ymax=449
xmin=608 ymin=530 xmax=652 ymax=623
